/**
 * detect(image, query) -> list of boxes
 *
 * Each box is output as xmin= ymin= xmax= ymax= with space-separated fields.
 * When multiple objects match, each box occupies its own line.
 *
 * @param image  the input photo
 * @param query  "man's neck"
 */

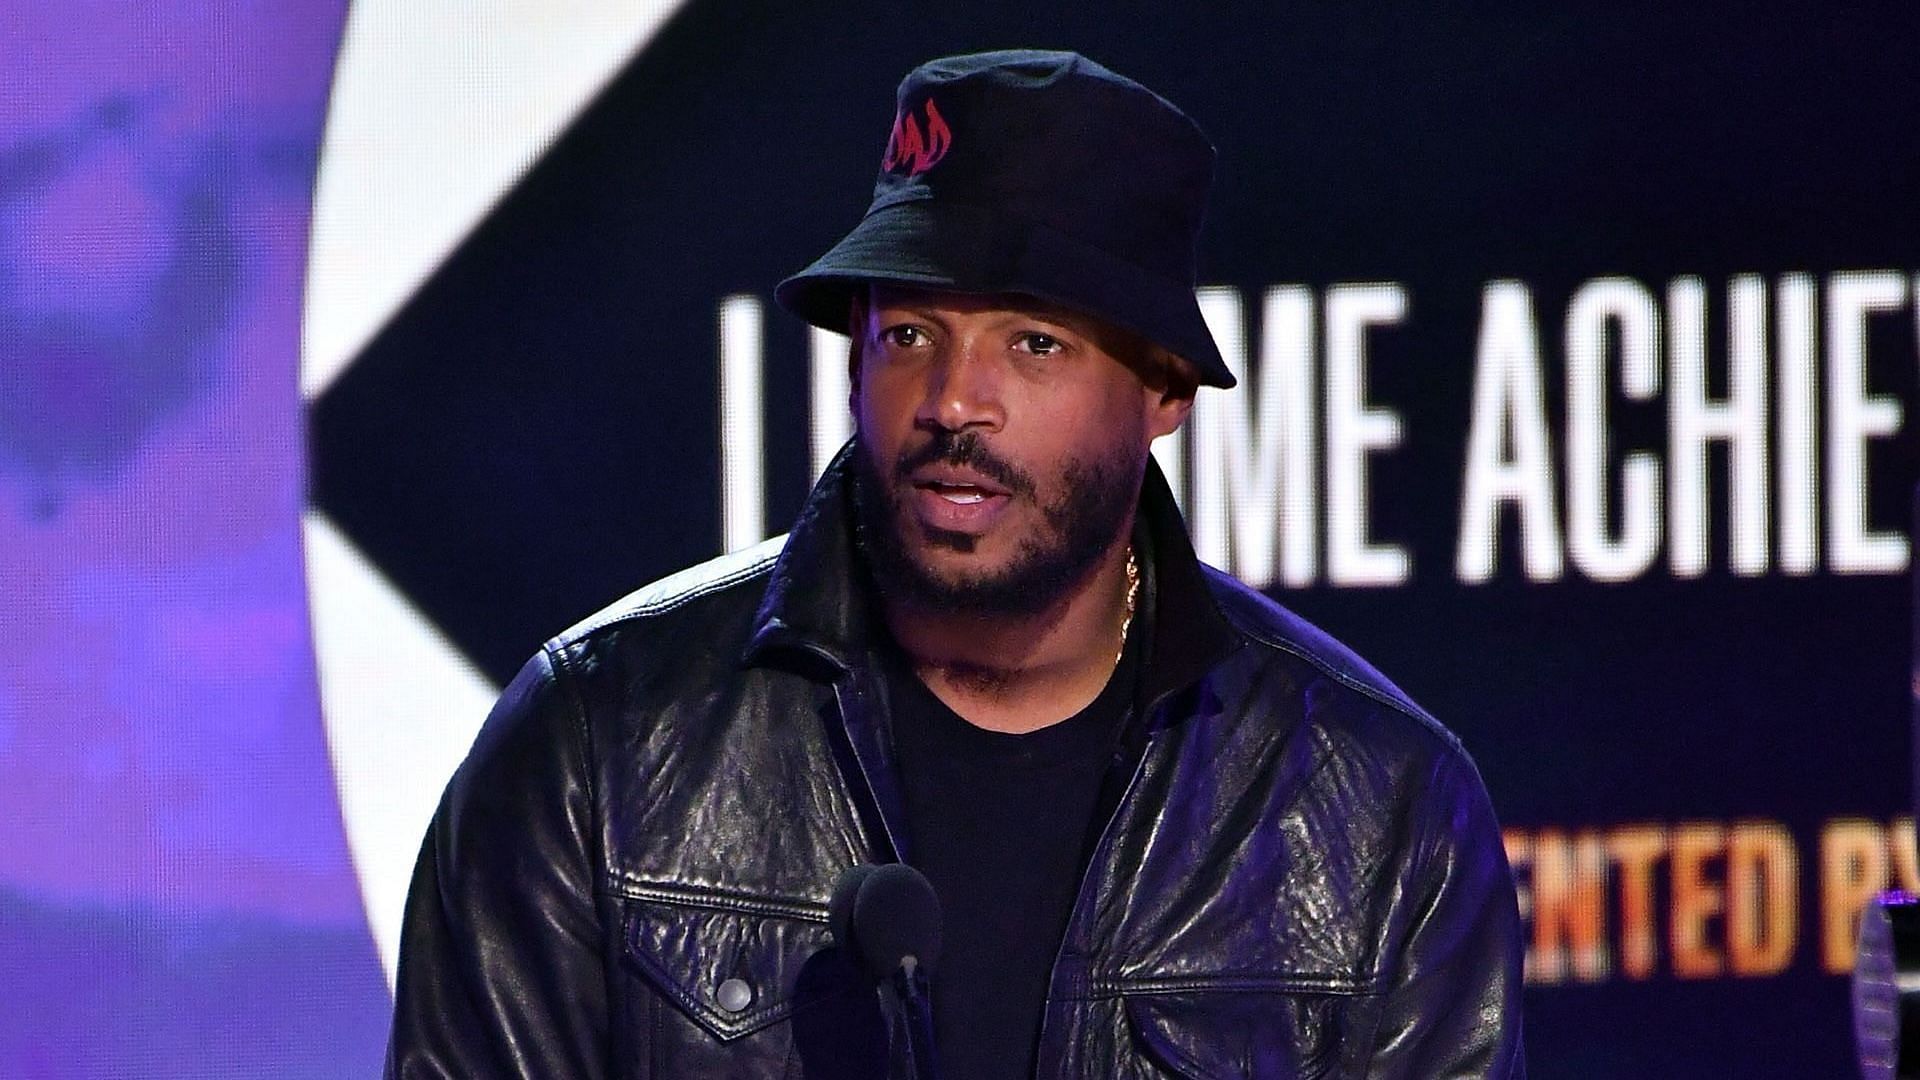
xmin=883 ymin=533 xmax=1135 ymax=734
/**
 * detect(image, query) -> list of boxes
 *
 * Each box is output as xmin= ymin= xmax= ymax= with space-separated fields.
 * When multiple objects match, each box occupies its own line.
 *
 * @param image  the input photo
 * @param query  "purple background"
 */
xmin=0 ymin=4 xmax=389 ymax=1075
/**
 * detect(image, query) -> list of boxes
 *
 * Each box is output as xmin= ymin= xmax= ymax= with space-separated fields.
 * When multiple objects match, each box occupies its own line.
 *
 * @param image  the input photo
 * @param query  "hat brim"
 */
xmin=774 ymin=199 xmax=1234 ymax=389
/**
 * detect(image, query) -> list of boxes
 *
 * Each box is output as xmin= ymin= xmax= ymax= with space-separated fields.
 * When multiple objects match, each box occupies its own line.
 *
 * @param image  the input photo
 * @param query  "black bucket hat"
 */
xmin=775 ymin=49 xmax=1234 ymax=389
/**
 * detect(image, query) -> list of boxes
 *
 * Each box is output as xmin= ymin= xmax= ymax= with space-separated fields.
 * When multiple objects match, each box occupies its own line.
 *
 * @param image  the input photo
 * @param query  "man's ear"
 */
xmin=845 ymin=290 xmax=867 ymax=402
xmin=1144 ymin=350 xmax=1199 ymax=441
xmin=1147 ymin=389 xmax=1195 ymax=441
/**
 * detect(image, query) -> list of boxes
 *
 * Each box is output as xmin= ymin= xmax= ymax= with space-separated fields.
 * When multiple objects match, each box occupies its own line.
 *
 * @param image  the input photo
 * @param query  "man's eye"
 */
xmin=1016 ymin=333 xmax=1063 ymax=356
xmin=880 ymin=325 xmax=929 ymax=348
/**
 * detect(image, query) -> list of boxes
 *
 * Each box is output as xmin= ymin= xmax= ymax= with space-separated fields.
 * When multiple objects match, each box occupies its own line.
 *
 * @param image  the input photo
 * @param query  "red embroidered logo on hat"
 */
xmin=882 ymin=98 xmax=951 ymax=176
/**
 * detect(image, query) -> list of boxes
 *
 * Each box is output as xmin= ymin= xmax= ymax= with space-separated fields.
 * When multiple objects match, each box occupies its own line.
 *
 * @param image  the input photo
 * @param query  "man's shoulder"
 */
xmin=1197 ymin=563 xmax=1467 ymax=763
xmin=547 ymin=535 xmax=787 ymax=654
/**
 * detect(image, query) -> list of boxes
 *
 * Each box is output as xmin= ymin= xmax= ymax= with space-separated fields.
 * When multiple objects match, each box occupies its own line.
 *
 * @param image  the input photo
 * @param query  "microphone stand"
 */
xmin=882 ymin=955 xmax=939 ymax=1080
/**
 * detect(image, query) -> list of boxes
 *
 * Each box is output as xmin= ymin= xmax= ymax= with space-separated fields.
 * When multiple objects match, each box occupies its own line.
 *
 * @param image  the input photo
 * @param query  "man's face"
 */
xmin=849 ymin=285 xmax=1192 ymax=616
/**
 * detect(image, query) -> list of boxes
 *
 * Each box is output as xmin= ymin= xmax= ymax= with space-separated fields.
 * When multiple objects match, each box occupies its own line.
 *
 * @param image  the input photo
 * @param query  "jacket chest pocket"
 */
xmin=617 ymin=892 xmax=887 ymax=1079
xmin=1123 ymin=988 xmax=1362 ymax=1080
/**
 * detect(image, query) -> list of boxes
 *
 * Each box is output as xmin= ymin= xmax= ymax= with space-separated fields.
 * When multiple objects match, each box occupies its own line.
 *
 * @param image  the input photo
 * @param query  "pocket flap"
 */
xmin=1124 ymin=990 xmax=1349 ymax=1080
xmin=620 ymin=889 xmax=844 ymax=1042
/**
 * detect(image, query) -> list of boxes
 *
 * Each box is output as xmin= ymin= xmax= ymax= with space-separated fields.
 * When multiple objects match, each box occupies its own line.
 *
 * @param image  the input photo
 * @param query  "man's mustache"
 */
xmin=893 ymin=431 xmax=1035 ymax=499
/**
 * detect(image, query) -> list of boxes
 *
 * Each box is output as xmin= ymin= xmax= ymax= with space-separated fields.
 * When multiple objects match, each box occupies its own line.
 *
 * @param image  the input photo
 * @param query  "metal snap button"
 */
xmin=716 ymin=977 xmax=753 ymax=1013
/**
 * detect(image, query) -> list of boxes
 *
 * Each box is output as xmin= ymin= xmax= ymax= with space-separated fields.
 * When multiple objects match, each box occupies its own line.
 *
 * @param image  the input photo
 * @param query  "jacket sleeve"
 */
xmin=1364 ymin=744 xmax=1527 ymax=1079
xmin=384 ymin=646 xmax=610 ymax=1079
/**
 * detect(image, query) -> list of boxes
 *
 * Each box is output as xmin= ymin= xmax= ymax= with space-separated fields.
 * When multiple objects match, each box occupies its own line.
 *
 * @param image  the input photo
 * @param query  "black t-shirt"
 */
xmin=884 ymin=625 xmax=1140 ymax=1080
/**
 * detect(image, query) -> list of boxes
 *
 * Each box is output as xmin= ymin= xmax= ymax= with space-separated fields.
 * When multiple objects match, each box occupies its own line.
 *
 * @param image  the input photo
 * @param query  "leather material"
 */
xmin=385 ymin=449 xmax=1526 ymax=1078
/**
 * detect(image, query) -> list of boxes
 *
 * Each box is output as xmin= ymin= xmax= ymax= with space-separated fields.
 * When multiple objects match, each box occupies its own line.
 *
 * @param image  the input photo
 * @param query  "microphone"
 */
xmin=831 ymin=863 xmax=942 ymax=1080
xmin=831 ymin=862 xmax=943 ymax=981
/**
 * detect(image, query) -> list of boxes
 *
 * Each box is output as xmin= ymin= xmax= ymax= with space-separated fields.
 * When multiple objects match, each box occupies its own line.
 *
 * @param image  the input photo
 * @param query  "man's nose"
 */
xmin=916 ymin=339 xmax=1006 ymax=432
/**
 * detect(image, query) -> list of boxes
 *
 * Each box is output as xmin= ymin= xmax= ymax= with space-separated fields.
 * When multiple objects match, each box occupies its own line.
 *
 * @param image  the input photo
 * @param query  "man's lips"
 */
xmin=904 ymin=467 xmax=1014 ymax=531
xmin=908 ymin=467 xmax=1012 ymax=503
xmin=926 ymin=484 xmax=990 ymax=505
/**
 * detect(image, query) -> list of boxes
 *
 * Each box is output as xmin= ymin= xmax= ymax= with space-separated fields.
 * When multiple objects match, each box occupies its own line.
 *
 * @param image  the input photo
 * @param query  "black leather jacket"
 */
xmin=385 ymin=456 xmax=1526 ymax=1078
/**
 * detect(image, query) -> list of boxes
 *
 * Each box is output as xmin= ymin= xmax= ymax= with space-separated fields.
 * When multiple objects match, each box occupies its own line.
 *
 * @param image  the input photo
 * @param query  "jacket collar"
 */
xmin=743 ymin=443 xmax=1243 ymax=699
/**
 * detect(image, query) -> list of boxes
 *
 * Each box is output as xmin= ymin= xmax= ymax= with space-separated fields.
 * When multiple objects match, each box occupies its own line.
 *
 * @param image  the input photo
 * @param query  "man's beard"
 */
xmin=850 ymin=429 xmax=1141 ymax=618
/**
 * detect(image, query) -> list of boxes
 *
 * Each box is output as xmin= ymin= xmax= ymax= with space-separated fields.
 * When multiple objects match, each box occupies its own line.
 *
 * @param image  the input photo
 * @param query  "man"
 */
xmin=385 ymin=50 xmax=1525 ymax=1078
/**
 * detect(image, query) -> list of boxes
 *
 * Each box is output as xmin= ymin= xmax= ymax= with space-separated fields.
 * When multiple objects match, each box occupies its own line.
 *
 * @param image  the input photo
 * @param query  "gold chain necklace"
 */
xmin=1116 ymin=546 xmax=1139 ymax=664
